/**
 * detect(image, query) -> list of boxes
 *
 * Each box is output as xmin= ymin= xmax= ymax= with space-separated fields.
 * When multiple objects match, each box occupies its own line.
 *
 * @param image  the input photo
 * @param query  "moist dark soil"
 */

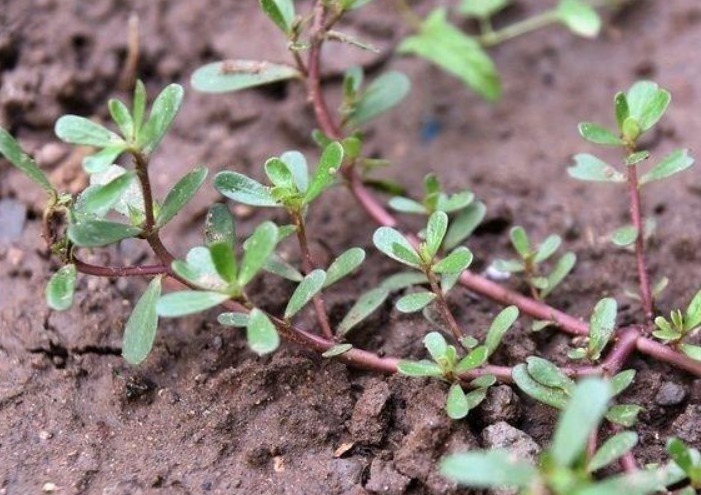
xmin=2 ymin=0 xmax=701 ymax=493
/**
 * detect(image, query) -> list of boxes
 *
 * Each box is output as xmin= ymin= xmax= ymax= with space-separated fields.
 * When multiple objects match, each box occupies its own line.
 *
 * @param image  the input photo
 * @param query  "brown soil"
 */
xmin=2 ymin=0 xmax=701 ymax=493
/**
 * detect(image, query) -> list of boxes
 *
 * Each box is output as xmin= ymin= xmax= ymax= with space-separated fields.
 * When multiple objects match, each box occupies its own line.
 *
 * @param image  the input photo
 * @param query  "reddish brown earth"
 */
xmin=2 ymin=0 xmax=701 ymax=493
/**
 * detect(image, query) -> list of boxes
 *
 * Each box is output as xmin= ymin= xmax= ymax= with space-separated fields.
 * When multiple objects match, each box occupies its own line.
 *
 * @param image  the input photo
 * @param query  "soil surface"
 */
xmin=2 ymin=0 xmax=701 ymax=494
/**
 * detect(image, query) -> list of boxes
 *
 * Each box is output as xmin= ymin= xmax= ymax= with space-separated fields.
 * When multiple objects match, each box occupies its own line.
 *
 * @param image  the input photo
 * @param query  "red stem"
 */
xmin=627 ymin=163 xmax=653 ymax=320
xmin=73 ymin=259 xmax=170 ymax=278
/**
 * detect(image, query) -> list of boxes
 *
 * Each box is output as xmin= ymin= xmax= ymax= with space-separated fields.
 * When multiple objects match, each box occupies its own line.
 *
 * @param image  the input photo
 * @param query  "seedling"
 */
xmin=653 ymin=289 xmax=701 ymax=360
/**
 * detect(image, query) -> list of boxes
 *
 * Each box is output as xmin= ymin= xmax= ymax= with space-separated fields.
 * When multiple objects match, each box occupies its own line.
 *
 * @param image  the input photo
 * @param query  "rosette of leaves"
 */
xmin=513 ymin=356 xmax=642 ymax=428
xmin=652 ymin=289 xmax=701 ymax=361
xmin=492 ymin=225 xmax=576 ymax=300
xmin=571 ymin=81 xmax=694 ymax=248
xmin=397 ymin=306 xmax=519 ymax=419
xmin=441 ymin=378 xmax=685 ymax=495
xmin=568 ymin=297 xmax=618 ymax=361
xmin=388 ymin=174 xmax=486 ymax=251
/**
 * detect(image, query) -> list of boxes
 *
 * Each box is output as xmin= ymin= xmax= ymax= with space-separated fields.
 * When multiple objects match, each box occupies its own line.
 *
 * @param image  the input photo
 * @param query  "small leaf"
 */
xmin=380 ymin=272 xmax=429 ymax=291
xmin=680 ymin=343 xmax=701 ymax=361
xmin=552 ymin=378 xmax=612 ymax=468
xmin=263 ymin=253 xmax=304 ymax=282
xmin=471 ymin=374 xmax=496 ymax=388
xmin=156 ymin=290 xmax=229 ymax=317
xmin=396 ymin=291 xmax=437 ymax=313
xmin=626 ymin=80 xmax=671 ymax=132
xmin=440 ymin=450 xmax=538 ymax=489
xmin=259 ymin=0 xmax=295 ymax=33
xmin=588 ymin=431 xmax=638 ymax=473
xmin=459 ymin=0 xmax=509 ymax=18
xmin=512 ymin=364 xmax=569 ymax=409
xmin=605 ymin=404 xmax=642 ymax=427
xmin=389 ymin=196 xmax=427 ymax=214
xmin=68 ymin=219 xmax=141 ymax=247
xmin=122 ymin=277 xmax=162 ymax=365
xmin=373 ymin=227 xmax=422 ymax=267
xmin=204 ymin=203 xmax=236 ymax=247
xmin=509 ymin=226 xmax=531 ymax=257
xmin=423 ymin=332 xmax=448 ymax=361
xmin=54 ymin=115 xmax=124 ymax=148
xmin=640 ymin=149 xmax=694 ymax=185
xmin=238 ymin=222 xmax=279 ymax=286
xmin=215 ymin=172 xmax=278 ymax=206
xmin=264 ymin=157 xmax=294 ymax=189
xmin=540 ymin=252 xmax=576 ymax=299
xmin=526 ymin=356 xmax=574 ymax=392
xmin=556 ymin=0 xmax=601 ymax=37
xmin=666 ymin=438 xmax=693 ymax=473
xmin=588 ymin=297 xmax=618 ymax=361
xmin=281 ymin=151 xmax=309 ymax=193
xmin=611 ymin=369 xmax=636 ymax=395
xmin=425 ymin=211 xmax=448 ymax=258
xmin=626 ymin=150 xmax=650 ymax=166
xmin=437 ymin=190 xmax=474 ymax=213
xmin=455 ymin=345 xmax=488 ymax=373
xmin=137 ymin=84 xmax=184 ymax=155
xmin=534 ymin=235 xmax=562 ymax=263
xmin=108 ymin=98 xmax=134 ymax=141
xmin=465 ymin=387 xmax=489 ymax=409
xmin=304 ymin=142 xmax=344 ymax=204
xmin=218 ymin=312 xmax=249 ymax=327
xmin=192 ymin=60 xmax=300 ymax=93
xmin=492 ymin=259 xmax=525 ymax=273
xmin=485 ymin=306 xmax=518 ymax=356
xmin=157 ymin=166 xmax=208 ymax=228
xmin=611 ymin=225 xmax=638 ymax=247
xmin=322 ymin=343 xmax=354 ymax=358
xmin=171 ymin=247 xmax=228 ymax=291
xmin=397 ymin=359 xmax=443 ymax=377
xmin=446 ymin=384 xmax=469 ymax=419
xmin=45 ymin=264 xmax=77 ymax=311
xmin=432 ymin=247 xmax=473 ymax=274
xmin=444 ymin=201 xmax=486 ymax=250
xmin=133 ymin=80 xmax=147 ymax=132
xmin=209 ymin=242 xmax=237 ymax=283
xmin=615 ymin=92 xmax=629 ymax=130
xmin=82 ymin=145 xmax=125 ymax=174
xmin=338 ymin=288 xmax=389 ymax=335
xmin=578 ymin=122 xmax=622 ymax=146
xmin=348 ymin=71 xmax=411 ymax=126
xmin=76 ymin=172 xmax=136 ymax=217
xmin=0 ymin=128 xmax=54 ymax=193
xmin=284 ymin=269 xmax=326 ymax=319
xmin=568 ymin=153 xmax=625 ymax=183
xmin=247 ymin=308 xmax=280 ymax=355
xmin=324 ymin=248 xmax=365 ymax=287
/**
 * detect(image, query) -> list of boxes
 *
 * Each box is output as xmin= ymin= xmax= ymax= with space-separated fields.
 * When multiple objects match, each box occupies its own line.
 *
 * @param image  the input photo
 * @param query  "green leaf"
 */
xmin=284 ymin=269 xmax=326 ymax=319
xmin=540 ymin=252 xmax=576 ymax=299
xmin=156 ymin=166 xmax=208 ymax=227
xmin=217 ymin=312 xmax=249 ymax=327
xmin=0 ymin=127 xmax=54 ymax=193
xmin=526 ymin=357 xmax=574 ymax=392
xmin=324 ymin=248 xmax=365 ymax=287
xmin=76 ymin=172 xmax=136 ymax=217
xmin=509 ymin=226 xmax=530 ymax=258
xmin=264 ymin=158 xmax=294 ymax=189
xmin=455 ymin=345 xmax=488 ymax=373
xmin=626 ymin=80 xmax=671 ymax=132
xmin=666 ymin=438 xmax=693 ymax=473
xmin=259 ymin=0 xmax=295 ymax=33
xmin=239 ymin=222 xmax=279 ymax=287
xmin=471 ymin=374 xmax=496 ymax=388
xmin=588 ymin=297 xmax=617 ymax=361
xmin=459 ymin=0 xmax=509 ymax=18
xmin=45 ymin=264 xmax=77 ymax=311
xmin=122 ymin=276 xmax=162 ymax=365
xmin=552 ymin=378 xmax=612 ymax=468
xmin=432 ymin=247 xmax=473 ymax=274
xmin=68 ymin=218 xmax=141 ymax=247
xmin=389 ymin=196 xmax=427 ymax=214
xmin=512 ymin=364 xmax=569 ymax=409
xmin=171 ymin=247 xmax=228 ymax=291
xmin=606 ymin=404 xmax=642 ymax=427
xmin=588 ymin=431 xmax=638 ymax=473
xmin=465 ymin=387 xmax=488 ymax=409
xmin=443 ymin=201 xmax=486 ymax=250
xmin=680 ymin=343 xmax=701 ymax=361
xmin=138 ymin=84 xmax=184 ymax=155
xmin=611 ymin=225 xmax=638 ymax=247
xmin=204 ymin=204 xmax=236 ymax=247
xmin=423 ymin=332 xmax=448 ymax=361
xmin=108 ymin=98 xmax=134 ymax=141
xmin=611 ymin=369 xmax=636 ymax=395
xmin=530 ymin=276 xmax=549 ymax=290
xmin=684 ymin=288 xmax=701 ymax=331
xmin=132 ymin=80 xmax=147 ymax=132
xmin=556 ymin=0 xmax=601 ymax=37
xmin=574 ymin=468 xmax=685 ymax=495
xmin=89 ymin=165 xmax=144 ymax=217
xmin=397 ymin=359 xmax=443 ymax=377
xmin=380 ymin=272 xmax=429 ymax=291
xmin=441 ymin=450 xmax=538 ymax=488
xmin=398 ymin=9 xmax=501 ymax=101
xmin=373 ymin=227 xmax=422 ymax=267
xmin=485 ymin=306 xmax=518 ymax=356
xmin=568 ymin=153 xmax=625 ymax=182
xmin=322 ymin=343 xmax=354 ymax=358
xmin=626 ymin=150 xmax=650 ymax=166
xmin=215 ymin=171 xmax=278 ymax=207
xmin=615 ymin=92 xmax=630 ymax=130
xmin=281 ymin=151 xmax=309 ymax=193
xmin=348 ymin=71 xmax=411 ymax=126
xmin=396 ymin=291 xmax=437 ymax=313
xmin=263 ymin=253 xmax=303 ymax=282
xmin=304 ymin=142 xmax=344 ymax=204
xmin=446 ymin=384 xmax=469 ymax=419
xmin=578 ymin=122 xmax=622 ymax=146
xmin=247 ymin=308 xmax=280 ymax=355
xmin=640 ymin=149 xmax=694 ymax=185
xmin=534 ymin=234 xmax=562 ymax=263
xmin=338 ymin=288 xmax=389 ymax=335
xmin=492 ymin=259 xmax=525 ymax=273
xmin=54 ymin=115 xmax=124 ymax=148
xmin=437 ymin=190 xmax=474 ymax=213
xmin=82 ymin=145 xmax=125 ymax=175
xmin=425 ymin=211 xmax=448 ymax=258
xmin=192 ymin=60 xmax=300 ymax=93
xmin=209 ymin=241 xmax=237 ymax=284
xmin=156 ymin=290 xmax=229 ymax=317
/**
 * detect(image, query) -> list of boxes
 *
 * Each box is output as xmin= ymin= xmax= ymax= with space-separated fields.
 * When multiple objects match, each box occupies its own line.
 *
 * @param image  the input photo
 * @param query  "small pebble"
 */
xmin=41 ymin=483 xmax=57 ymax=492
xmin=655 ymin=381 xmax=687 ymax=406
xmin=39 ymin=430 xmax=53 ymax=440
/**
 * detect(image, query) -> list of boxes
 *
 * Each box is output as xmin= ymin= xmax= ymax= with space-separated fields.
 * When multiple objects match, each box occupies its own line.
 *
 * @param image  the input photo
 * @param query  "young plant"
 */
xmin=397 ymin=306 xmax=519 ymax=419
xmin=653 ymin=289 xmax=701 ymax=361
xmin=441 ymin=378 xmax=683 ymax=494
xmin=492 ymin=225 xmax=576 ymax=300
xmin=568 ymin=297 xmax=618 ymax=361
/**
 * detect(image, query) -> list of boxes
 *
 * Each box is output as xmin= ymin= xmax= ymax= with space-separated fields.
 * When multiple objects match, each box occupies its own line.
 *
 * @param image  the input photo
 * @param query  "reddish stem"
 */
xmin=626 ymin=163 xmax=653 ymax=320
xmin=74 ymin=259 xmax=170 ymax=278
xmin=427 ymin=271 xmax=464 ymax=342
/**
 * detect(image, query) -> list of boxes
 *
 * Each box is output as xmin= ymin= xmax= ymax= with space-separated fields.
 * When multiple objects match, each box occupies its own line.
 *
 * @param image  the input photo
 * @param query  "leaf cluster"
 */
xmin=653 ymin=289 xmax=701 ymax=361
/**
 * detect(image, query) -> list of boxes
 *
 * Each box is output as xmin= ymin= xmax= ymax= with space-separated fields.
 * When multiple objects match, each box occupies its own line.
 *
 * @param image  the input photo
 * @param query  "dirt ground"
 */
xmin=2 ymin=0 xmax=701 ymax=493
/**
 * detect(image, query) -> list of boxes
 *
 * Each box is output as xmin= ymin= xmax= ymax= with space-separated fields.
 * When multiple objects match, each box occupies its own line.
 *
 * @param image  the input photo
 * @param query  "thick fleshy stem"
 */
xmin=626 ymin=162 xmax=654 ymax=321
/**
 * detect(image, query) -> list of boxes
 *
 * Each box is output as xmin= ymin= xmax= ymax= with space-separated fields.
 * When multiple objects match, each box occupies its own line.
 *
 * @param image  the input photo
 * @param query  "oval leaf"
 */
xmin=373 ymin=227 xmax=422 ymax=267
xmin=304 ymin=142 xmax=344 ymax=204
xmin=192 ymin=60 xmax=300 ymax=93
xmin=214 ymin=171 xmax=278 ymax=207
xmin=432 ymin=246 xmax=473 ymax=274
xmin=578 ymin=122 xmax=622 ymax=146
xmin=640 ymin=149 xmax=694 ymax=186
xmin=485 ymin=306 xmax=519 ymax=355
xmin=338 ymin=288 xmax=389 ymax=335
xmin=138 ymin=83 xmax=184 ymax=155
xmin=247 ymin=308 xmax=280 ymax=355
xmin=588 ymin=297 xmax=617 ymax=360
xmin=0 ymin=128 xmax=54 ymax=193
xmin=284 ymin=269 xmax=327 ymax=319
xmin=396 ymin=291 xmax=437 ymax=313
xmin=441 ymin=450 xmax=538 ymax=489
xmin=349 ymin=71 xmax=411 ymax=126
xmin=157 ymin=166 xmax=208 ymax=227
xmin=67 ymin=219 xmax=141 ymax=247
xmin=568 ymin=153 xmax=625 ymax=183
xmin=324 ymin=247 xmax=365 ymax=287
xmin=397 ymin=359 xmax=443 ymax=377
xmin=55 ymin=115 xmax=124 ymax=148
xmin=587 ymin=431 xmax=638 ymax=473
xmin=45 ymin=264 xmax=77 ymax=311
xmin=238 ymin=222 xmax=279 ymax=287
xmin=122 ymin=276 xmax=162 ymax=365
xmin=446 ymin=383 xmax=469 ymax=419
xmin=156 ymin=290 xmax=229 ymax=317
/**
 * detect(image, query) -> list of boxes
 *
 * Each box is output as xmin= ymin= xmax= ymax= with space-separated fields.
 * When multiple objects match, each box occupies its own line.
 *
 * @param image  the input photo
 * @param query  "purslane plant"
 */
xmin=3 ymin=0 xmax=701 ymax=489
